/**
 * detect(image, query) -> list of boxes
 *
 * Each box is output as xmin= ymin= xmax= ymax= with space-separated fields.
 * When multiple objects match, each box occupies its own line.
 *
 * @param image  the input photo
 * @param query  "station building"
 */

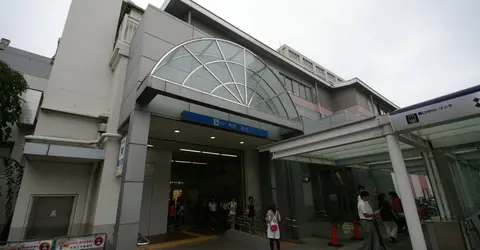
xmin=1 ymin=0 xmax=479 ymax=250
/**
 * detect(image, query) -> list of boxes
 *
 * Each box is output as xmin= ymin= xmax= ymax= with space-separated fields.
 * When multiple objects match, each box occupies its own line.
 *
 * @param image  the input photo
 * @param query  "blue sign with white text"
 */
xmin=181 ymin=111 xmax=269 ymax=138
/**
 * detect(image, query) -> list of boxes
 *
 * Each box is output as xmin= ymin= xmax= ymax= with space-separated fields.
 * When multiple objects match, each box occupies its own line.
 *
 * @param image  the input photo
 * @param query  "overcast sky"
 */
xmin=1 ymin=0 xmax=479 ymax=107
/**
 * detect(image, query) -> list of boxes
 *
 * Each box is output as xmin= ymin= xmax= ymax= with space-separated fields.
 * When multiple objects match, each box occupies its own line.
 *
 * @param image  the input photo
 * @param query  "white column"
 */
xmin=386 ymin=134 xmax=427 ymax=250
xmin=427 ymin=154 xmax=452 ymax=220
xmin=421 ymin=152 xmax=446 ymax=219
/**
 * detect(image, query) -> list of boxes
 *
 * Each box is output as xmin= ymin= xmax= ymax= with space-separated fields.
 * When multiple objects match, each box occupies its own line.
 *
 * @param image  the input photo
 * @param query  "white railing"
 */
xmin=117 ymin=14 xmax=139 ymax=44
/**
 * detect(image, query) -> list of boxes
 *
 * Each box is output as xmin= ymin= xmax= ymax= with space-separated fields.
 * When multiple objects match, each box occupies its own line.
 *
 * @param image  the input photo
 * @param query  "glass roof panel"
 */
xmin=151 ymin=38 xmax=299 ymax=119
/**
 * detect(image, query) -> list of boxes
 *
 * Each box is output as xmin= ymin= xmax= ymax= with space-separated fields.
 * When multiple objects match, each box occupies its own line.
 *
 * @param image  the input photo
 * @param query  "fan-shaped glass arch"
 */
xmin=150 ymin=38 xmax=299 ymax=120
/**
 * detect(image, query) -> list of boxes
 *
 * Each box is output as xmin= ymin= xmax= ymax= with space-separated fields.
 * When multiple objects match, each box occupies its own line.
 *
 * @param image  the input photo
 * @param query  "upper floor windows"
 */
xmin=279 ymin=73 xmax=314 ymax=103
xmin=288 ymin=50 xmax=300 ymax=62
xmin=316 ymin=66 xmax=325 ymax=76
xmin=303 ymin=58 xmax=313 ymax=71
xmin=327 ymin=72 xmax=336 ymax=83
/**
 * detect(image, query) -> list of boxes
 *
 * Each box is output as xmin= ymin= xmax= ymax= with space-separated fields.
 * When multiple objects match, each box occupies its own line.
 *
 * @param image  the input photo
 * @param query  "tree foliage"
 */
xmin=0 ymin=157 xmax=24 ymax=217
xmin=0 ymin=60 xmax=28 ymax=142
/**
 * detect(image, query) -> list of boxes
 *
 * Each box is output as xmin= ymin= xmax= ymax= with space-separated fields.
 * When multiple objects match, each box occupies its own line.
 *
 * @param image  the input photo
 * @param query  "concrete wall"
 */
xmin=121 ymin=6 xmax=211 ymax=125
xmin=0 ymin=46 xmax=52 ymax=79
xmin=9 ymin=162 xmax=91 ymax=241
xmin=140 ymin=150 xmax=172 ymax=236
xmin=244 ymin=150 xmax=262 ymax=212
xmin=40 ymin=0 xmax=122 ymax=118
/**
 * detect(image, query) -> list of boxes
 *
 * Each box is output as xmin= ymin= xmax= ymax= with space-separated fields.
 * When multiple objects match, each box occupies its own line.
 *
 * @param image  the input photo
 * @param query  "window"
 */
xmin=285 ymin=77 xmax=293 ymax=92
xmin=288 ymin=49 xmax=300 ymax=62
xmin=299 ymin=84 xmax=306 ymax=99
xmin=280 ymin=73 xmax=314 ymax=103
xmin=327 ymin=72 xmax=336 ymax=83
xmin=316 ymin=66 xmax=325 ymax=76
xmin=292 ymin=79 xmax=300 ymax=95
xmin=303 ymin=58 xmax=313 ymax=71
xmin=305 ymin=87 xmax=313 ymax=102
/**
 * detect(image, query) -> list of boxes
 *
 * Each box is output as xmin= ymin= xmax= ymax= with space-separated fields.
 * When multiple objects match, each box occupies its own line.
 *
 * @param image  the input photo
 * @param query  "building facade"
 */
xmin=0 ymin=0 xmax=439 ymax=249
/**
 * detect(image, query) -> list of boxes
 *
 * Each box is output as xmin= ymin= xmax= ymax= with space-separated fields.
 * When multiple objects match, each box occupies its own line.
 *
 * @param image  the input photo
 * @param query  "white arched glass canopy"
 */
xmin=149 ymin=38 xmax=299 ymax=120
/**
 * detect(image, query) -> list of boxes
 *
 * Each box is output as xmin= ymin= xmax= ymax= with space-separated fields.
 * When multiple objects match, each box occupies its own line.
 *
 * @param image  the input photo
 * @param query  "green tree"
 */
xmin=0 ymin=60 xmax=28 ymax=142
xmin=0 ymin=60 xmax=28 ymax=234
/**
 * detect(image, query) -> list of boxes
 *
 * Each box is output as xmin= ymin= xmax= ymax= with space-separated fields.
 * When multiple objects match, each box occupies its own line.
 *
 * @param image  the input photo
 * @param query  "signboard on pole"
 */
xmin=116 ymin=137 xmax=127 ymax=177
xmin=389 ymin=86 xmax=480 ymax=132
xmin=55 ymin=234 xmax=106 ymax=250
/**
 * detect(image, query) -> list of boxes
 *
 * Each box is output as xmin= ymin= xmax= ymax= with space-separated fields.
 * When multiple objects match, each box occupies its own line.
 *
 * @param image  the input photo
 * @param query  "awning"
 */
xmin=258 ymin=85 xmax=480 ymax=171
xmin=24 ymin=142 xmax=104 ymax=163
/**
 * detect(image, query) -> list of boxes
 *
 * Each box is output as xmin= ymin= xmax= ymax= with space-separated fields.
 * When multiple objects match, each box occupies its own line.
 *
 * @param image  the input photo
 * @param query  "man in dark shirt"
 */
xmin=379 ymin=193 xmax=398 ymax=242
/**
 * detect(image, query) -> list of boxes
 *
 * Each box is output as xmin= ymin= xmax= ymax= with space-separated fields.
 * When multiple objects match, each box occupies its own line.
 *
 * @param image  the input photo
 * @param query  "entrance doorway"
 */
xmin=25 ymin=196 xmax=75 ymax=239
xmin=168 ymin=146 xmax=242 ymax=234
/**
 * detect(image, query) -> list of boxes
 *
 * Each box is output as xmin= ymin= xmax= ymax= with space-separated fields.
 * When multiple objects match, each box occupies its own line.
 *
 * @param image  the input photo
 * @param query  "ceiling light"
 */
xmin=240 ymin=142 xmax=244 ymax=144
xmin=147 ymin=144 xmax=154 ymax=148
xmin=171 ymin=160 xmax=207 ymax=165
xmin=192 ymin=162 xmax=207 ymax=165
xmin=220 ymin=154 xmax=238 ymax=158
xmin=210 ymin=136 xmax=215 ymax=139
xmin=202 ymin=151 xmax=220 ymax=155
xmin=175 ymin=160 xmax=191 ymax=164
xmin=180 ymin=148 xmax=201 ymax=153
xmin=174 ymin=130 xmax=180 ymax=133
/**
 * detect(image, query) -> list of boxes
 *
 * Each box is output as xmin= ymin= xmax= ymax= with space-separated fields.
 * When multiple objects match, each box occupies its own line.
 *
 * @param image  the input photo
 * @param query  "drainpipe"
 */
xmin=24 ymin=133 xmax=123 ymax=147
xmin=82 ymin=162 xmax=100 ymax=233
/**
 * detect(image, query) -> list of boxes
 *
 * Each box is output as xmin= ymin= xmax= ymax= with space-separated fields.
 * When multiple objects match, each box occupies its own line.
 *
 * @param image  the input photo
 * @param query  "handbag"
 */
xmin=269 ymin=211 xmax=279 ymax=232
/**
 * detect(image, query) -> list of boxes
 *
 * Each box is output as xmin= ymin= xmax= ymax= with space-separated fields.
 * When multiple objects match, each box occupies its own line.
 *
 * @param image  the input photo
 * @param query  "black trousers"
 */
xmin=269 ymin=238 xmax=280 ymax=250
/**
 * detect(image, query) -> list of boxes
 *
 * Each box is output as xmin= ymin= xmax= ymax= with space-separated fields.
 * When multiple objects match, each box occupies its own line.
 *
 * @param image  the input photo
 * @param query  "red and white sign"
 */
xmin=55 ymin=234 xmax=106 ymax=250
xmin=3 ymin=240 xmax=53 ymax=250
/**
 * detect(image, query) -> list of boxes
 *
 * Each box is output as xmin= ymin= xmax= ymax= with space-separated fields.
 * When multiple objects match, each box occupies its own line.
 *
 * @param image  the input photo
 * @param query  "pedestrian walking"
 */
xmin=229 ymin=197 xmax=238 ymax=229
xmin=358 ymin=191 xmax=382 ymax=250
xmin=248 ymin=196 xmax=257 ymax=233
xmin=266 ymin=202 xmax=281 ymax=250
xmin=378 ymin=193 xmax=398 ymax=242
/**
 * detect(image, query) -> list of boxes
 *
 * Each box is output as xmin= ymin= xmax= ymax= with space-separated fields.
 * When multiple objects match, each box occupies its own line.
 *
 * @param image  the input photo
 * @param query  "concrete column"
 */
xmin=454 ymin=161 xmax=474 ymax=212
xmin=427 ymin=153 xmax=452 ymax=220
xmin=386 ymin=134 xmax=427 ymax=250
xmin=431 ymin=152 xmax=465 ymax=221
xmin=115 ymin=110 xmax=151 ymax=250
xmin=149 ymin=150 xmax=172 ymax=235
xmin=421 ymin=152 xmax=447 ymax=220
xmin=244 ymin=150 xmax=262 ymax=210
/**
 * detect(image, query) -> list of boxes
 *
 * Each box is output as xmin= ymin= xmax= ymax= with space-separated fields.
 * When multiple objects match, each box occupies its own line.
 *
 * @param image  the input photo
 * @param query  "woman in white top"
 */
xmin=229 ymin=197 xmax=237 ymax=229
xmin=266 ymin=203 xmax=281 ymax=250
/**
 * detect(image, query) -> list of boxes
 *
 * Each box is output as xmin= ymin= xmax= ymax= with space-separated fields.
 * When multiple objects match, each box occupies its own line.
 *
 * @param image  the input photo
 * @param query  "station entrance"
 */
xmin=140 ymin=115 xmax=273 ymax=245
xmin=168 ymin=144 xmax=242 ymax=233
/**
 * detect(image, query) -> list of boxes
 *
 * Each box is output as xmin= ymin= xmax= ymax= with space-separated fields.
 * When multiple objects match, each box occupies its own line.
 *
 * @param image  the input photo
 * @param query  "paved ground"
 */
xmin=162 ymin=234 xmax=415 ymax=250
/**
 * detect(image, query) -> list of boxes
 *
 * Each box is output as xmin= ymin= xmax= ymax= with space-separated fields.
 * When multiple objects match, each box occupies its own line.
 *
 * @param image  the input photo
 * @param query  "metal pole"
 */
xmin=428 ymin=154 xmax=452 ymax=220
xmin=421 ymin=152 xmax=446 ymax=219
xmin=386 ymin=134 xmax=427 ymax=250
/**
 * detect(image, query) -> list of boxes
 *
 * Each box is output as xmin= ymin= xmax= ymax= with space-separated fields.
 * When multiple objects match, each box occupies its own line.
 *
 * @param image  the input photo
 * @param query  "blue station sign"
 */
xmin=181 ymin=111 xmax=269 ymax=138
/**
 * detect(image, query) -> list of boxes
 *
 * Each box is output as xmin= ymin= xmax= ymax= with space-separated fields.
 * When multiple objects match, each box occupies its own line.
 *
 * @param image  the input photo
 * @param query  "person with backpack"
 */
xmin=266 ymin=202 xmax=281 ymax=250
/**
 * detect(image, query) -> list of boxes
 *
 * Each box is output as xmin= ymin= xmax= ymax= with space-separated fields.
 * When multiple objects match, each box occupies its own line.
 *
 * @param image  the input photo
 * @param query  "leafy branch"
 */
xmin=0 ymin=156 xmax=24 ymax=218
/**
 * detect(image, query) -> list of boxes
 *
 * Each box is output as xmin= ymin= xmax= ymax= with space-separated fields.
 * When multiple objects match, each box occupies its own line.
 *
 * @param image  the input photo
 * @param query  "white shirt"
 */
xmin=358 ymin=199 xmax=373 ymax=221
xmin=229 ymin=201 xmax=237 ymax=215
xmin=357 ymin=195 xmax=361 ymax=203
xmin=209 ymin=201 xmax=217 ymax=212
